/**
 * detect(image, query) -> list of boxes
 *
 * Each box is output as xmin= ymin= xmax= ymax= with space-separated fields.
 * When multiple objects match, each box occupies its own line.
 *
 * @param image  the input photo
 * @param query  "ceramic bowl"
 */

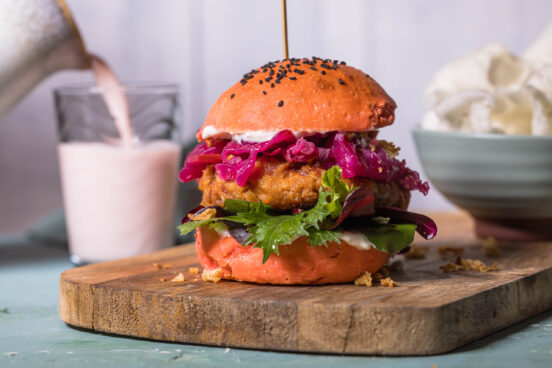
xmin=413 ymin=129 xmax=552 ymax=240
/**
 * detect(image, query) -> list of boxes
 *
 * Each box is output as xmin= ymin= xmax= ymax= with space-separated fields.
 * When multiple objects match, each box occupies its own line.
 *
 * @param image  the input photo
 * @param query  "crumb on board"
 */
xmin=482 ymin=236 xmax=501 ymax=257
xmin=202 ymin=268 xmax=223 ymax=283
xmin=440 ymin=256 xmax=498 ymax=273
xmin=440 ymin=262 xmax=464 ymax=272
xmin=189 ymin=267 xmax=200 ymax=274
xmin=354 ymin=271 xmax=373 ymax=286
xmin=160 ymin=277 xmax=168 ymax=282
xmin=153 ymin=262 xmax=171 ymax=270
xmin=188 ymin=208 xmax=217 ymax=221
xmin=388 ymin=260 xmax=404 ymax=273
xmin=404 ymin=244 xmax=428 ymax=259
xmin=437 ymin=246 xmax=465 ymax=259
xmin=354 ymin=267 xmax=399 ymax=287
xmin=372 ymin=266 xmax=389 ymax=279
xmin=171 ymin=273 xmax=185 ymax=282
xmin=380 ymin=277 xmax=399 ymax=287
xmin=461 ymin=258 xmax=498 ymax=272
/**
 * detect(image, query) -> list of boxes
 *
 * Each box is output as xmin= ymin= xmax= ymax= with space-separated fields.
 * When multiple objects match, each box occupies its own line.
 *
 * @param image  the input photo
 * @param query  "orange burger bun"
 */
xmin=197 ymin=58 xmax=396 ymax=140
xmin=196 ymin=227 xmax=390 ymax=285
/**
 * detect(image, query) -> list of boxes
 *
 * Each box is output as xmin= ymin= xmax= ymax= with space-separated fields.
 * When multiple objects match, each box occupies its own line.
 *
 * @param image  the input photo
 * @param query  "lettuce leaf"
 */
xmin=350 ymin=223 xmax=417 ymax=254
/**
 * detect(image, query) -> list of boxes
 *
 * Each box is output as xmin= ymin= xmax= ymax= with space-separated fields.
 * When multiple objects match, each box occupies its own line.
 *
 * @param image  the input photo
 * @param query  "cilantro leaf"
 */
xmin=177 ymin=218 xmax=220 ymax=235
xmin=302 ymin=190 xmax=332 ymax=228
xmin=223 ymin=198 xmax=270 ymax=214
xmin=307 ymin=228 xmax=341 ymax=248
xmin=244 ymin=214 xmax=309 ymax=263
xmin=302 ymin=167 xmax=351 ymax=227
xmin=322 ymin=166 xmax=352 ymax=199
xmin=224 ymin=200 xmax=273 ymax=226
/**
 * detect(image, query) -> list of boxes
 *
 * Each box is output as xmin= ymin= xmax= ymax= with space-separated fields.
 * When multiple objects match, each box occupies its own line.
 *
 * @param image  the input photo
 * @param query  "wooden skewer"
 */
xmin=281 ymin=0 xmax=289 ymax=60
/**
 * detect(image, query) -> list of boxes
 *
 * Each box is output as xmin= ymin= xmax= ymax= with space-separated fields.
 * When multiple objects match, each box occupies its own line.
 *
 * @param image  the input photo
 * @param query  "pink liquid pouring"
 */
xmin=58 ymin=55 xmax=181 ymax=263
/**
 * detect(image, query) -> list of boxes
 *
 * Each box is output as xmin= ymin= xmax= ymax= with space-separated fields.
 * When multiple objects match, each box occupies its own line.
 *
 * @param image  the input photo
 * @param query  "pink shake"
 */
xmin=58 ymin=55 xmax=181 ymax=263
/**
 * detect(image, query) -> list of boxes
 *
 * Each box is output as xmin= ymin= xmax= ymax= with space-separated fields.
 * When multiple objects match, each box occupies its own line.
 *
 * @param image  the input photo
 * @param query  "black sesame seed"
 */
xmin=340 ymin=61 xmax=346 ymax=65
xmin=275 ymin=79 xmax=280 ymax=84
xmin=310 ymin=66 xmax=317 ymax=71
xmin=338 ymin=78 xmax=344 ymax=85
xmin=259 ymin=80 xmax=263 ymax=84
xmin=289 ymin=76 xmax=297 ymax=80
xmin=271 ymin=83 xmax=275 ymax=88
xmin=278 ymin=100 xmax=284 ymax=107
xmin=265 ymin=77 xmax=272 ymax=82
xmin=321 ymin=71 xmax=326 ymax=75
xmin=262 ymin=91 xmax=267 ymax=95
xmin=230 ymin=93 xmax=235 ymax=99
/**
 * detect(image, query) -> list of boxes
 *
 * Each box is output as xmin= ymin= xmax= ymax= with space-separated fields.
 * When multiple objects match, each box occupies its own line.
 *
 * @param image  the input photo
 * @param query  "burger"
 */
xmin=178 ymin=57 xmax=436 ymax=284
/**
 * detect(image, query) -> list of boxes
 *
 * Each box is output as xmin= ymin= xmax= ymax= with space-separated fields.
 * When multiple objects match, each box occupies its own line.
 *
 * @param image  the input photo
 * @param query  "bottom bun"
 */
xmin=195 ymin=227 xmax=390 ymax=285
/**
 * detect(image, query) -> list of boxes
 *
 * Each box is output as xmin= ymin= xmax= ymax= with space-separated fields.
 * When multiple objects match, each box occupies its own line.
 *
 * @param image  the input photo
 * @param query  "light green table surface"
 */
xmin=1 ymin=238 xmax=551 ymax=368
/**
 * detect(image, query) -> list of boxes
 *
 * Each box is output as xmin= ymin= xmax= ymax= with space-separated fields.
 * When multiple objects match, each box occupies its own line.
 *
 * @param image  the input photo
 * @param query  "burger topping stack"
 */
xmin=178 ymin=58 xmax=437 ymax=285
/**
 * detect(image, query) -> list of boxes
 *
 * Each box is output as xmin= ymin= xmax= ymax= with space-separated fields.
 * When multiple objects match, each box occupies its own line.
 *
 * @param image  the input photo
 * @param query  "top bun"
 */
xmin=198 ymin=58 xmax=396 ymax=141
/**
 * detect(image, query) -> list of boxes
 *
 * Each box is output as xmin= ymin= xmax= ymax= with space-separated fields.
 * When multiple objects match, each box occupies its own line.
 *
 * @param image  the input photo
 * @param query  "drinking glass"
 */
xmin=54 ymin=83 xmax=181 ymax=265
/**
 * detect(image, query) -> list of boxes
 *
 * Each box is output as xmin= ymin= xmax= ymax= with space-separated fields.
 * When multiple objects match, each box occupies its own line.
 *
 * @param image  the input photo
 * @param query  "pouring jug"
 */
xmin=0 ymin=0 xmax=89 ymax=118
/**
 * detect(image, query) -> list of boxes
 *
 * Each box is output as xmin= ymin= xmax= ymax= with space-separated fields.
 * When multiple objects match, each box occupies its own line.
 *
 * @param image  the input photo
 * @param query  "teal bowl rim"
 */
xmin=412 ymin=127 xmax=552 ymax=142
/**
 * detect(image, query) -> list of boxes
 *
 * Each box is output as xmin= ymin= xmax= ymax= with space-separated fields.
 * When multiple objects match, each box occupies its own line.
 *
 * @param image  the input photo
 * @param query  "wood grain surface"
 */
xmin=59 ymin=213 xmax=552 ymax=355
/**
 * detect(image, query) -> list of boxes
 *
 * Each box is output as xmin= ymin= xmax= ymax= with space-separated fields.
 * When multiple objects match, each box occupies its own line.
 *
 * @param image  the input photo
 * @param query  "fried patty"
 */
xmin=199 ymin=158 xmax=410 ymax=211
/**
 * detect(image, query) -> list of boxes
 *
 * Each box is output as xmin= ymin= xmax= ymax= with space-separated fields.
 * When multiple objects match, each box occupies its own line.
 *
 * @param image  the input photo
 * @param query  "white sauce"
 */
xmin=201 ymin=125 xmax=332 ymax=143
xmin=202 ymin=124 xmax=292 ymax=142
xmin=339 ymin=231 xmax=376 ymax=251
xmin=233 ymin=130 xmax=283 ymax=143
xmin=220 ymin=228 xmax=375 ymax=251
xmin=214 ymin=228 xmax=230 ymax=238
xmin=201 ymin=125 xmax=221 ymax=139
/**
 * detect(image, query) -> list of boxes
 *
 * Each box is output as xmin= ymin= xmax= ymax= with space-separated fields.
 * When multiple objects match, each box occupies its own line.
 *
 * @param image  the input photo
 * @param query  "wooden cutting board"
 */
xmin=59 ymin=213 xmax=552 ymax=355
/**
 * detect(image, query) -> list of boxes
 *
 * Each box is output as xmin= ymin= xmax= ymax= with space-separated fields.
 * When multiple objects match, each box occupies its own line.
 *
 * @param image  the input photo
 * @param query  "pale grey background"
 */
xmin=1 ymin=0 xmax=551 ymax=234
